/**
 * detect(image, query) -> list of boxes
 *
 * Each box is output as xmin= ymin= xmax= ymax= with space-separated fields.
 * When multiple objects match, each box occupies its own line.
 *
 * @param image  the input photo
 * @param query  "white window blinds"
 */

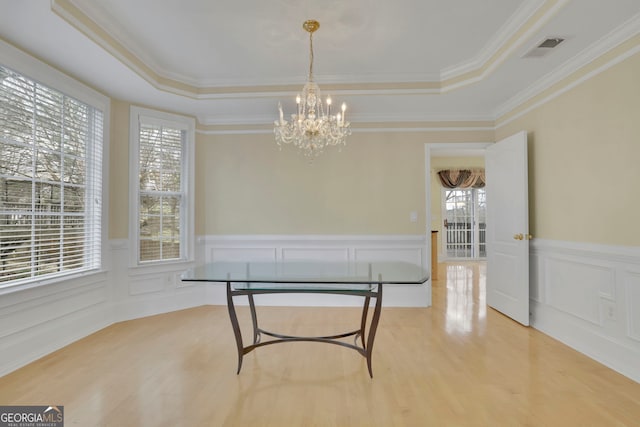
xmin=137 ymin=119 xmax=185 ymax=263
xmin=0 ymin=65 xmax=103 ymax=286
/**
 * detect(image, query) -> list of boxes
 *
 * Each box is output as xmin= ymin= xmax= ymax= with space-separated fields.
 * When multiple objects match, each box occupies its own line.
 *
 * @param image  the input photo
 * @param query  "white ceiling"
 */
xmin=1 ymin=0 xmax=639 ymax=127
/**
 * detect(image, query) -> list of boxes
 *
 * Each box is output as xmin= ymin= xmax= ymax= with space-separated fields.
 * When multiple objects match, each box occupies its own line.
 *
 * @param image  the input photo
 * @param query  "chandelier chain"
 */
xmin=309 ymin=30 xmax=314 ymax=81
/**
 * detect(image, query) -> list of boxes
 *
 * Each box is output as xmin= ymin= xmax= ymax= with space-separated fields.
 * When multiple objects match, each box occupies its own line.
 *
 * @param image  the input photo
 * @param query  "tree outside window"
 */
xmin=0 ymin=65 xmax=103 ymax=286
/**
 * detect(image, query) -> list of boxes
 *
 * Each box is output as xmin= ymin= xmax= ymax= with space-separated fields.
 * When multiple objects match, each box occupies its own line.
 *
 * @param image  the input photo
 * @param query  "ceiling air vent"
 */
xmin=522 ymin=37 xmax=565 ymax=58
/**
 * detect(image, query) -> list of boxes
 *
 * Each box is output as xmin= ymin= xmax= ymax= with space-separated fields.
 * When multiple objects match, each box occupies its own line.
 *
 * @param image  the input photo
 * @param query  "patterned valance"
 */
xmin=437 ymin=169 xmax=485 ymax=189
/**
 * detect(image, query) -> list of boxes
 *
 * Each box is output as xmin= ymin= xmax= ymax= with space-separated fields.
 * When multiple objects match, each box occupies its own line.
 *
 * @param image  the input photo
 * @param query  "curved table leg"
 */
xmin=248 ymin=293 xmax=260 ymax=344
xmin=359 ymin=296 xmax=370 ymax=349
xmin=226 ymin=281 xmax=245 ymax=374
xmin=365 ymin=284 xmax=383 ymax=378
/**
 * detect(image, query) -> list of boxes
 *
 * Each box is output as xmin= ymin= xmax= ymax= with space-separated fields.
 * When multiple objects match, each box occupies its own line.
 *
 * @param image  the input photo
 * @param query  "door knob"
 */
xmin=526 ymin=234 xmax=533 ymax=240
xmin=513 ymin=233 xmax=524 ymax=240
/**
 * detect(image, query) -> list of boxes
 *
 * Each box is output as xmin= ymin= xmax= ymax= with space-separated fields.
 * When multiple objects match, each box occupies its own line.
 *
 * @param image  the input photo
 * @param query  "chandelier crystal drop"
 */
xmin=274 ymin=20 xmax=351 ymax=158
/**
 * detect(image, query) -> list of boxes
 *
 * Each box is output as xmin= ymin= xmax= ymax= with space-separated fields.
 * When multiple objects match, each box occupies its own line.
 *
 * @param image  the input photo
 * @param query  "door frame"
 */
xmin=424 ymin=142 xmax=492 ymax=274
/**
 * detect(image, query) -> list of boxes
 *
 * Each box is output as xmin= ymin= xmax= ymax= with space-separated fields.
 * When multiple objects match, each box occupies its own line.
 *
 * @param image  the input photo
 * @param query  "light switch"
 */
xmin=410 ymin=211 xmax=418 ymax=222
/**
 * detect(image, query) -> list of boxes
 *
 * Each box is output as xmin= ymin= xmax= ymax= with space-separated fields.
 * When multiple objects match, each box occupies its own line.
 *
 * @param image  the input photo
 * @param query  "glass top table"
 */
xmin=181 ymin=260 xmax=428 ymax=287
xmin=181 ymin=260 xmax=429 ymax=377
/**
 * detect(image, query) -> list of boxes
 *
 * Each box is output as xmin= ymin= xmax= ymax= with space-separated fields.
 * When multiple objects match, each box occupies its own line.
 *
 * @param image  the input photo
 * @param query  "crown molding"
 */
xmin=52 ymin=0 xmax=564 ymax=98
xmin=196 ymin=126 xmax=496 ymax=136
xmin=494 ymin=12 xmax=640 ymax=126
xmin=441 ymin=0 xmax=547 ymax=80
xmin=196 ymin=117 xmax=495 ymax=136
xmin=441 ymin=0 xmax=570 ymax=93
xmin=196 ymin=111 xmax=495 ymax=127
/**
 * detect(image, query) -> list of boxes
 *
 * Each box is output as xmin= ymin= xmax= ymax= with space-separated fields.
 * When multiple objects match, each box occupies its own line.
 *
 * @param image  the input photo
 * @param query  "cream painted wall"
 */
xmin=195 ymin=131 xmax=493 ymax=235
xmin=430 ymin=156 xmax=485 ymax=254
xmin=496 ymin=50 xmax=640 ymax=246
xmin=108 ymin=98 xmax=493 ymax=238
xmin=109 ymin=99 xmax=130 ymax=239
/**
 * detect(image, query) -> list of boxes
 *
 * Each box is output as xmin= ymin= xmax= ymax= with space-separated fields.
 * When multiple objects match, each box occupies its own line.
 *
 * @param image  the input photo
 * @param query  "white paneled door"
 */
xmin=485 ymin=131 xmax=530 ymax=326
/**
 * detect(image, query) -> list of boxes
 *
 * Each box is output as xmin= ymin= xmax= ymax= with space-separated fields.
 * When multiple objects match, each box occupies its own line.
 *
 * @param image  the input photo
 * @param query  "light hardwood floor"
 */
xmin=1 ymin=262 xmax=640 ymax=426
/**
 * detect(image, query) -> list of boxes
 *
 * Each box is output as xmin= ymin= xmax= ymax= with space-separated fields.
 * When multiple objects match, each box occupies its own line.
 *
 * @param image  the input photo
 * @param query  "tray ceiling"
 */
xmin=1 ymin=0 xmax=639 ymax=127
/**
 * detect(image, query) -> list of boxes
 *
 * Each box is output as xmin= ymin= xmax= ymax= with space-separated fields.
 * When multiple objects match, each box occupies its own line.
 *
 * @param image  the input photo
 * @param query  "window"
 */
xmin=0 ymin=65 xmax=104 ymax=287
xmin=129 ymin=107 xmax=194 ymax=265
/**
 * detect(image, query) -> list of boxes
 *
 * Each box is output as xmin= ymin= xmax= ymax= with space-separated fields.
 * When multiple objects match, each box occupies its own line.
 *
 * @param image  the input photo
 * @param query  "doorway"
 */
xmin=424 ymin=142 xmax=491 ymax=267
xmin=425 ymin=134 xmax=530 ymax=326
xmin=442 ymin=187 xmax=486 ymax=259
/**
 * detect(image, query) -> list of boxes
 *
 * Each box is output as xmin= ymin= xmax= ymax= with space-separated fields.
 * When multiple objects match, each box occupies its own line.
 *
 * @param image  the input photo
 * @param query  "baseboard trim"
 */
xmin=532 ymin=301 xmax=640 ymax=383
xmin=0 ymin=303 xmax=113 ymax=377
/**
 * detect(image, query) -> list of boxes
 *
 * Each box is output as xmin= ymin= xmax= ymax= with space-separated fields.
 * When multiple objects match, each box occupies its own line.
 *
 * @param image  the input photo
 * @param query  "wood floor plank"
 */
xmin=1 ymin=262 xmax=639 ymax=426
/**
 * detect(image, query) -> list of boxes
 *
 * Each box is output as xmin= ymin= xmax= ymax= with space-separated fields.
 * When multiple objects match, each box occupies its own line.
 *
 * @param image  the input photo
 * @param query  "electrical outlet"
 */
xmin=602 ymin=300 xmax=616 ymax=321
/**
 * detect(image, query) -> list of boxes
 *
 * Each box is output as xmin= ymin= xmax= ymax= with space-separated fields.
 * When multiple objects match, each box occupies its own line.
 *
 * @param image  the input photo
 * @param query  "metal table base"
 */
xmin=225 ymin=281 xmax=383 ymax=378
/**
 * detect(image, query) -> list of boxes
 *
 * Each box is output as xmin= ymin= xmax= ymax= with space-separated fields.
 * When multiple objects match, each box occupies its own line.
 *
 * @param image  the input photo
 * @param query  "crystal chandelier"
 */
xmin=274 ymin=20 xmax=351 ymax=158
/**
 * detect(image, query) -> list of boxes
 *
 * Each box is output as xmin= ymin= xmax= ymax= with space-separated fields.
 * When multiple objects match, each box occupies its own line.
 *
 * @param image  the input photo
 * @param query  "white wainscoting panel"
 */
xmin=530 ymin=239 xmax=640 ymax=383
xmin=209 ymin=247 xmax=277 ymax=262
xmin=626 ymin=269 xmax=640 ymax=342
xmin=111 ymin=239 xmax=206 ymax=322
xmin=282 ymin=247 xmax=350 ymax=261
xmin=354 ymin=247 xmax=423 ymax=265
xmin=199 ymin=235 xmax=430 ymax=307
xmin=530 ymin=252 xmax=542 ymax=303
xmin=0 ymin=272 xmax=111 ymax=377
xmin=129 ymin=276 xmax=167 ymax=296
xmin=545 ymin=257 xmax=614 ymax=325
xmin=354 ymin=246 xmax=429 ymax=306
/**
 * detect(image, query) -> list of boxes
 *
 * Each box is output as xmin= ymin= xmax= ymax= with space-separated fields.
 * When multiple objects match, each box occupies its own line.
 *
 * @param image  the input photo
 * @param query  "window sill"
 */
xmin=127 ymin=258 xmax=195 ymax=277
xmin=0 ymin=269 xmax=108 ymax=297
